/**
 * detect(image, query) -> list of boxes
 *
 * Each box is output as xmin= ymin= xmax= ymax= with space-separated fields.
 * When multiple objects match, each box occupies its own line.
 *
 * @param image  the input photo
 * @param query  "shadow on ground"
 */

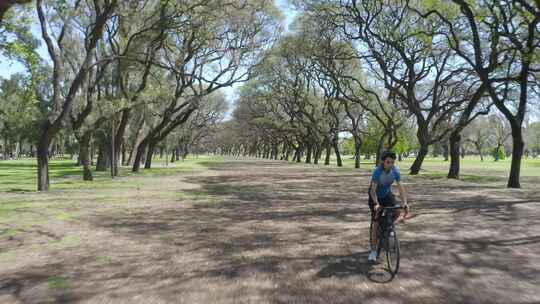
xmin=0 ymin=159 xmax=539 ymax=303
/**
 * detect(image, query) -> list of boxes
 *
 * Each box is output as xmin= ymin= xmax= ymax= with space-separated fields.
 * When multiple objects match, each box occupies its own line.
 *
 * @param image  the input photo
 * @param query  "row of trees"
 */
xmin=0 ymin=0 xmax=281 ymax=190
xmin=210 ymin=0 xmax=539 ymax=188
xmin=1 ymin=0 xmax=538 ymax=189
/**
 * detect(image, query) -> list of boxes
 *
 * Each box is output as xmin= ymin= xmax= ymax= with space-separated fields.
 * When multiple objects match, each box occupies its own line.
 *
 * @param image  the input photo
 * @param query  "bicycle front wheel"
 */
xmin=369 ymin=218 xmax=374 ymax=250
xmin=386 ymin=230 xmax=400 ymax=275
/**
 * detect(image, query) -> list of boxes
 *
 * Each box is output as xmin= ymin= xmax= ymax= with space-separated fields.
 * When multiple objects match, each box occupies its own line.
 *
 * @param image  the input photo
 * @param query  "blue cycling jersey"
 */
xmin=371 ymin=165 xmax=401 ymax=199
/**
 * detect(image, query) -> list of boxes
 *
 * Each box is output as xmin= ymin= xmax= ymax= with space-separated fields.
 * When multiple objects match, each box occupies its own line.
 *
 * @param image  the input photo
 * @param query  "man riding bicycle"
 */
xmin=368 ymin=150 xmax=409 ymax=262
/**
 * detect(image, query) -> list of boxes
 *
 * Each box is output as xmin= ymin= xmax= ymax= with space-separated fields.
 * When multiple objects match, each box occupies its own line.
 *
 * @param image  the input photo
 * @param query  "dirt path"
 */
xmin=1 ymin=159 xmax=539 ymax=303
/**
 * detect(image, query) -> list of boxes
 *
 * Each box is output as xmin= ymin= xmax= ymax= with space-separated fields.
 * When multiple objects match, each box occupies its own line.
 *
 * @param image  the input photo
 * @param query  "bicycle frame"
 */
xmin=373 ymin=206 xmax=402 ymax=276
xmin=376 ymin=207 xmax=399 ymax=258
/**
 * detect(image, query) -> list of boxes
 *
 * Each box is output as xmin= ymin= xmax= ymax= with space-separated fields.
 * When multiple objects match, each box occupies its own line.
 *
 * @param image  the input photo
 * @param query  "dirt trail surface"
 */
xmin=1 ymin=159 xmax=540 ymax=303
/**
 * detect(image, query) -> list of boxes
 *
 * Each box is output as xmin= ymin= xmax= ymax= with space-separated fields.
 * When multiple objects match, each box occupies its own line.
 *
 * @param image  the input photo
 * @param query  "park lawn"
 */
xmin=339 ymin=156 xmax=540 ymax=179
xmin=0 ymin=158 xmax=538 ymax=303
xmin=0 ymin=155 xmax=223 ymax=227
xmin=0 ymin=157 xmax=538 ymax=303
xmin=0 ymin=155 xmax=224 ymax=193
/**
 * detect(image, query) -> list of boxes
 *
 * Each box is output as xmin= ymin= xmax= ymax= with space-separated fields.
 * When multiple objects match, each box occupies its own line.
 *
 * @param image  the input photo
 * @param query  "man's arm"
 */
xmin=370 ymin=181 xmax=380 ymax=211
xmin=396 ymin=181 xmax=409 ymax=208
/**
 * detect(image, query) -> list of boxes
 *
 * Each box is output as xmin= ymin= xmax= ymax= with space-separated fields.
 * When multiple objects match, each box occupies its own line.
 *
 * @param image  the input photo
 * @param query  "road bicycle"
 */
xmin=369 ymin=205 xmax=403 ymax=276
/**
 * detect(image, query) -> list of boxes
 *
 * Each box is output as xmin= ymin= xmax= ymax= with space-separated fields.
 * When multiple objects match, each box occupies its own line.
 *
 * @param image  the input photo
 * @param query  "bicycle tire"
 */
xmin=369 ymin=218 xmax=374 ymax=250
xmin=386 ymin=229 xmax=400 ymax=275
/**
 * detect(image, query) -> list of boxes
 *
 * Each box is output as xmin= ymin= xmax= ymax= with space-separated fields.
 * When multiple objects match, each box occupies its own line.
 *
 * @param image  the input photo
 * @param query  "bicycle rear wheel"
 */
xmin=386 ymin=230 xmax=400 ymax=275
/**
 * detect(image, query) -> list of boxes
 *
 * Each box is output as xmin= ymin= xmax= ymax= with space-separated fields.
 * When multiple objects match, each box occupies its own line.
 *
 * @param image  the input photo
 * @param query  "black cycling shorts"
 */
xmin=368 ymin=190 xmax=398 ymax=221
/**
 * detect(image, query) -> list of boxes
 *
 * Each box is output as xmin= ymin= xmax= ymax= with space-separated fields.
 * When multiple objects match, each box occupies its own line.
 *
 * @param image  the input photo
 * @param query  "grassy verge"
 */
xmin=0 ymin=155 xmax=223 ymax=193
xmin=0 ymin=154 xmax=223 ymax=269
xmin=313 ymin=155 xmax=540 ymax=185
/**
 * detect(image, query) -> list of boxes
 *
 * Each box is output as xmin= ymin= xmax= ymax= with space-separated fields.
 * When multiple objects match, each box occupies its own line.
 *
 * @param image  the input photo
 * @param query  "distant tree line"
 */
xmin=0 ymin=0 xmax=281 ymax=190
xmin=206 ymin=0 xmax=540 ymax=188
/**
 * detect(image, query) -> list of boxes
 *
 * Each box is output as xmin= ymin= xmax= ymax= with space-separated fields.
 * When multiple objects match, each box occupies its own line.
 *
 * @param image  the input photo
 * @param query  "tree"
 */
xmin=421 ymin=0 xmax=540 ymax=187
xmin=170 ymin=92 xmax=228 ymax=161
xmin=525 ymin=122 xmax=540 ymax=157
xmin=463 ymin=117 xmax=490 ymax=161
xmin=131 ymin=0 xmax=280 ymax=172
xmin=488 ymin=114 xmax=511 ymax=161
xmin=0 ymin=73 xmax=39 ymax=159
xmin=0 ymin=0 xmax=31 ymax=22
xmin=68 ymin=0 xmax=171 ymax=180
xmin=34 ymin=0 xmax=118 ymax=190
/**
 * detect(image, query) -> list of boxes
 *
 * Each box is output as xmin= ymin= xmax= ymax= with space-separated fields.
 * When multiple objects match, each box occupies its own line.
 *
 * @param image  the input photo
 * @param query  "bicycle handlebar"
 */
xmin=381 ymin=205 xmax=403 ymax=210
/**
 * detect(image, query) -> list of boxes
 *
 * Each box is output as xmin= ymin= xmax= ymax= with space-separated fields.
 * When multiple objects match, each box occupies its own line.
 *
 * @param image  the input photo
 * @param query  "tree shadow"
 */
xmin=316 ymin=252 xmax=370 ymax=279
xmin=2 ymin=159 xmax=540 ymax=303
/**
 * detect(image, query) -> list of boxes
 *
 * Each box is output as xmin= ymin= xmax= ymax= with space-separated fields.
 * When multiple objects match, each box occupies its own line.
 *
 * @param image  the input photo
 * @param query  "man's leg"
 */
xmin=382 ymin=194 xmax=401 ymax=222
xmin=368 ymin=198 xmax=380 ymax=262
xmin=371 ymin=219 xmax=379 ymax=249
xmin=389 ymin=193 xmax=402 ymax=221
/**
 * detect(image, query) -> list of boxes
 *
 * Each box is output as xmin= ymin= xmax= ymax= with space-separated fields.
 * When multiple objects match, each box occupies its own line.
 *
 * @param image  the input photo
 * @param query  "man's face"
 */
xmin=383 ymin=158 xmax=395 ymax=170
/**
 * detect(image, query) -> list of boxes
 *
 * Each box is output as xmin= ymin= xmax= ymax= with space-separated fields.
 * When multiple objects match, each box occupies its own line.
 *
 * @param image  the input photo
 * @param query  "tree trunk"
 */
xmin=333 ymin=135 xmax=342 ymax=167
xmin=443 ymin=142 xmax=449 ymax=161
xmin=295 ymin=145 xmax=302 ymax=163
xmin=314 ymin=144 xmax=321 ymax=165
xmin=127 ymin=119 xmax=145 ymax=166
xmin=507 ymin=126 xmax=524 ymax=188
xmin=3 ymin=135 xmax=8 ymax=160
xmin=144 ymin=141 xmax=156 ymax=169
xmin=447 ymin=132 xmax=461 ymax=179
xmin=324 ymin=140 xmax=331 ymax=165
xmin=410 ymin=144 xmax=428 ymax=175
xmin=37 ymin=139 xmax=50 ymax=191
xmin=132 ymin=141 xmax=147 ymax=172
xmin=375 ymin=135 xmax=385 ymax=166
xmin=90 ymin=142 xmax=95 ymax=166
xmin=80 ymin=132 xmax=93 ymax=181
xmin=121 ymin=144 xmax=127 ymax=166
xmin=16 ymin=140 xmax=22 ymax=159
xmin=181 ymin=144 xmax=189 ymax=160
xmin=126 ymin=144 xmax=135 ymax=166
xmin=354 ymin=135 xmax=362 ymax=169
xmin=113 ymin=110 xmax=130 ymax=176
xmin=48 ymin=139 xmax=56 ymax=159
xmin=284 ymin=145 xmax=291 ymax=161
xmin=170 ymin=147 xmax=176 ymax=163
xmin=95 ymin=144 xmax=110 ymax=172
xmin=305 ymin=144 xmax=312 ymax=164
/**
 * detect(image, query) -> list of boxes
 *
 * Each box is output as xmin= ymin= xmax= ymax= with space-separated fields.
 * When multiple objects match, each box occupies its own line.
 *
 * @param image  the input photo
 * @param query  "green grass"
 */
xmin=0 ymin=155 xmax=223 ymax=193
xmin=47 ymin=276 xmax=70 ymax=289
xmin=0 ymin=155 xmax=223 ymax=227
xmin=329 ymin=155 xmax=540 ymax=184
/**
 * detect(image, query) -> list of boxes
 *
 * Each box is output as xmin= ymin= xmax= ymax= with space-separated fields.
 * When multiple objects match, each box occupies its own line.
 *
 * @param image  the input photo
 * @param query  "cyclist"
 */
xmin=368 ymin=150 xmax=409 ymax=262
